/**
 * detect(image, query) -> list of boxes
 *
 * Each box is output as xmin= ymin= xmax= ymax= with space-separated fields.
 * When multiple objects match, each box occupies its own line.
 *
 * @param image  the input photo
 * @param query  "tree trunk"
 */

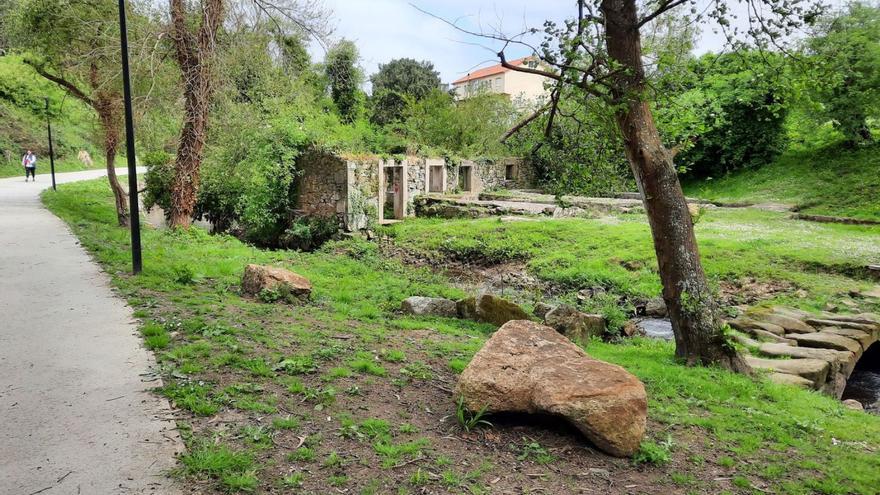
xmin=95 ymin=94 xmax=129 ymax=227
xmin=168 ymin=0 xmax=225 ymax=228
xmin=600 ymin=0 xmax=748 ymax=371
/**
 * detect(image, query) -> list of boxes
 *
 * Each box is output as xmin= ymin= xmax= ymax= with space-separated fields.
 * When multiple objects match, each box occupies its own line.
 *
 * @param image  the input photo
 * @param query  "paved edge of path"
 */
xmin=0 ymin=168 xmax=183 ymax=494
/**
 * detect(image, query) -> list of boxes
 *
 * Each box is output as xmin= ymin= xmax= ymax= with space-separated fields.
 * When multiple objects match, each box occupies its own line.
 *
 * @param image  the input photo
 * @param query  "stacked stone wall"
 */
xmin=296 ymin=150 xmax=347 ymax=226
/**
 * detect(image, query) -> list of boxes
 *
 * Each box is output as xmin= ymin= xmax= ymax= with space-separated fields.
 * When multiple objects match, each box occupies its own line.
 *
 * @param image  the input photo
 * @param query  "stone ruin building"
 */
xmin=294 ymin=149 xmax=536 ymax=230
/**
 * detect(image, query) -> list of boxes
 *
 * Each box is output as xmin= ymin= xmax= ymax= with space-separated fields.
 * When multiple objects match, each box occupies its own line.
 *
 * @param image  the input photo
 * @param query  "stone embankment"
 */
xmin=729 ymin=307 xmax=879 ymax=397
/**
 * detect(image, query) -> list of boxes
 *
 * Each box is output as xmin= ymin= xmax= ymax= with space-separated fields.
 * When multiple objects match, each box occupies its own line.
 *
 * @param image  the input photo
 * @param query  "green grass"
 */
xmin=684 ymin=143 xmax=880 ymax=221
xmin=383 ymin=209 xmax=880 ymax=318
xmin=42 ymin=178 xmax=880 ymax=494
xmin=0 ymin=55 xmax=103 ymax=178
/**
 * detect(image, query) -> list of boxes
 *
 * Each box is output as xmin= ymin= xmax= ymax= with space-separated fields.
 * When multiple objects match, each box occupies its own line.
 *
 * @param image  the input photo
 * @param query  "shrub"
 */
xmin=656 ymin=52 xmax=789 ymax=178
xmin=142 ymin=150 xmax=174 ymax=216
xmin=279 ymin=215 xmax=339 ymax=251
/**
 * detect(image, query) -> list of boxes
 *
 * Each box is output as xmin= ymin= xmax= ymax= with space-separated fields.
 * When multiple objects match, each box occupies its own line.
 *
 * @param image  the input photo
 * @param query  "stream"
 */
xmin=842 ymin=342 xmax=880 ymax=413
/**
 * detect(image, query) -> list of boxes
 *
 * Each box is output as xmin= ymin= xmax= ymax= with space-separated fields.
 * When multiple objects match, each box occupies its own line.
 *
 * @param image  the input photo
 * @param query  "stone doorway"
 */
xmin=380 ymin=165 xmax=405 ymax=222
xmin=458 ymin=165 xmax=472 ymax=192
xmin=429 ymin=165 xmax=445 ymax=193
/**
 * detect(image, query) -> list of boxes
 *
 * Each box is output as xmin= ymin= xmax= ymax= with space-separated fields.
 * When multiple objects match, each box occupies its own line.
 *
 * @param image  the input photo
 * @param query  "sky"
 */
xmin=313 ymin=0 xmax=730 ymax=86
xmin=313 ymin=0 xmax=848 ymax=88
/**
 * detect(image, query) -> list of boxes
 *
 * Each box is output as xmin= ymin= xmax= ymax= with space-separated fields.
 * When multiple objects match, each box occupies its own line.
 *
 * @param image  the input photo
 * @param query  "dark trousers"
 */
xmin=25 ymin=167 xmax=35 ymax=179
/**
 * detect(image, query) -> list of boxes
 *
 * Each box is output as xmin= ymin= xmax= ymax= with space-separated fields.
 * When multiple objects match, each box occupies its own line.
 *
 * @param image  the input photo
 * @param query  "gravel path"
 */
xmin=0 ymin=169 xmax=181 ymax=494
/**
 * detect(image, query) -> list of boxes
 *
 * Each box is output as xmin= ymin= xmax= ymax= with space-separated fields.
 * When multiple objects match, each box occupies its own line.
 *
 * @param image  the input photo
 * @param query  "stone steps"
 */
xmin=730 ymin=307 xmax=880 ymax=398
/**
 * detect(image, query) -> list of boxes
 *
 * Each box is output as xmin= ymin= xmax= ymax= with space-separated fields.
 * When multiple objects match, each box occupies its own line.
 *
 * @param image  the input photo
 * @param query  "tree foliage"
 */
xmin=804 ymin=2 xmax=879 ymax=145
xmin=324 ymin=39 xmax=362 ymax=122
xmin=655 ymin=52 xmax=789 ymax=178
xmin=370 ymin=58 xmax=440 ymax=125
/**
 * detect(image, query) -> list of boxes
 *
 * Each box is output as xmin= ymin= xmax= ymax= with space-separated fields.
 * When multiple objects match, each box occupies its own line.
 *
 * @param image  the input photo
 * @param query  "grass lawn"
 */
xmin=683 ymin=143 xmax=880 ymax=222
xmin=43 ymin=179 xmax=880 ymax=494
xmin=383 ymin=208 xmax=880 ymax=330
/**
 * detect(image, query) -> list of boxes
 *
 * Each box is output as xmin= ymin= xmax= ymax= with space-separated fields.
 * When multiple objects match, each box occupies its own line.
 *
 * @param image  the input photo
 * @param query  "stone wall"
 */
xmin=296 ymin=149 xmax=347 ymax=225
xmin=345 ymin=157 xmax=380 ymax=231
xmin=476 ymin=158 xmax=535 ymax=191
xmin=295 ymin=151 xmax=536 ymax=230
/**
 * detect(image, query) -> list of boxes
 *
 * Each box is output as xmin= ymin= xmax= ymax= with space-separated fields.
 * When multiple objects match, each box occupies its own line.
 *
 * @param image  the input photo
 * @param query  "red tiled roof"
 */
xmin=451 ymin=57 xmax=531 ymax=85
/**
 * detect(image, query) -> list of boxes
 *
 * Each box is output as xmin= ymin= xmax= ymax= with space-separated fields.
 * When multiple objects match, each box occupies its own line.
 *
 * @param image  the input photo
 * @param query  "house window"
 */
xmin=505 ymin=164 xmax=515 ymax=180
xmin=494 ymin=77 xmax=502 ymax=90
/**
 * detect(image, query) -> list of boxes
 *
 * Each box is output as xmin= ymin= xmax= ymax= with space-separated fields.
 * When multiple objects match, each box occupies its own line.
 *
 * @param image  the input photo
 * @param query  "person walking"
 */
xmin=21 ymin=150 xmax=36 ymax=182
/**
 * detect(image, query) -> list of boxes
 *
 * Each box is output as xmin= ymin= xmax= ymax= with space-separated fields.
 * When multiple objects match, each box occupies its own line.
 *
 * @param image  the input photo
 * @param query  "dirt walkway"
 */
xmin=0 ymin=169 xmax=181 ymax=494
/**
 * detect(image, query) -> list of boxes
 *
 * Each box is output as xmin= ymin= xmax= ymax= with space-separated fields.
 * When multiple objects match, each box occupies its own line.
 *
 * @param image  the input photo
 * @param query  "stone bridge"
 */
xmin=729 ymin=307 xmax=879 ymax=398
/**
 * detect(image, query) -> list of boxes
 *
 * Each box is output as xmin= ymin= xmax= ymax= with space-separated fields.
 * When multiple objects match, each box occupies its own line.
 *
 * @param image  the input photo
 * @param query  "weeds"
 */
xmin=455 ymin=396 xmax=492 ymax=432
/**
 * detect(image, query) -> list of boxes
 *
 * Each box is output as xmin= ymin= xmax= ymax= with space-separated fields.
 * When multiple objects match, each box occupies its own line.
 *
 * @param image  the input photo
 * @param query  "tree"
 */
xmin=655 ymin=52 xmax=789 ymax=178
xmin=9 ymin=0 xmax=154 ymax=226
xmin=167 ymin=0 xmax=225 ymax=229
xmin=166 ymin=0 xmax=331 ymax=228
xmin=805 ymin=2 xmax=879 ymax=146
xmin=433 ymin=0 xmax=822 ymax=370
xmin=370 ymin=58 xmax=441 ymax=125
xmin=324 ymin=39 xmax=362 ymax=122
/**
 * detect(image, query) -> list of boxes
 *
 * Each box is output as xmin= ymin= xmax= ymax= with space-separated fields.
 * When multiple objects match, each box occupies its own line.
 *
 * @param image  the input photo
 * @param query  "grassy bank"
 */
xmin=684 ymin=143 xmax=880 ymax=221
xmin=383 ymin=209 xmax=880 ymax=320
xmin=43 ymin=179 xmax=880 ymax=494
xmin=0 ymin=55 xmax=102 ymax=178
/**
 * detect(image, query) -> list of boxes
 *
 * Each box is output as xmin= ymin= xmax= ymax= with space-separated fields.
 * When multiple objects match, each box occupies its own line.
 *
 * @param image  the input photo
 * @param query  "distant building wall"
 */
xmin=296 ymin=151 xmax=536 ymax=230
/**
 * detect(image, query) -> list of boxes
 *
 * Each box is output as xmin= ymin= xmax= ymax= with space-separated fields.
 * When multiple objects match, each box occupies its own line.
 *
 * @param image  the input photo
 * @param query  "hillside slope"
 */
xmin=0 ymin=55 xmax=102 ymax=177
xmin=684 ymin=143 xmax=880 ymax=221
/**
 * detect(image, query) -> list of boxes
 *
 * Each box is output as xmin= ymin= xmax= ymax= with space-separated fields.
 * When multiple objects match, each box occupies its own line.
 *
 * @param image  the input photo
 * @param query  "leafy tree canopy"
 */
xmin=804 ymin=2 xmax=879 ymax=145
xmin=370 ymin=58 xmax=440 ymax=125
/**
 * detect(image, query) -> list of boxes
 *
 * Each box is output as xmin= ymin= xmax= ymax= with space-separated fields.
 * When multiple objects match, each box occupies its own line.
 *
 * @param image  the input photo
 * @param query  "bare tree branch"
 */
xmin=23 ymin=60 xmax=95 ymax=107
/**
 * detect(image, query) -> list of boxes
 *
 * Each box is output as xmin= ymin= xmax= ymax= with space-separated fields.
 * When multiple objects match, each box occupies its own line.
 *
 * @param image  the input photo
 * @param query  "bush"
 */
xmin=279 ymin=216 xmax=339 ymax=251
xmin=142 ymin=150 xmax=174 ymax=215
xmin=656 ymin=52 xmax=789 ymax=178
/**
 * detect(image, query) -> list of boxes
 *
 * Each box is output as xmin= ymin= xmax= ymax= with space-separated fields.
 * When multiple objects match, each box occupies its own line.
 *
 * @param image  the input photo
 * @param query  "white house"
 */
xmin=451 ymin=57 xmax=551 ymax=104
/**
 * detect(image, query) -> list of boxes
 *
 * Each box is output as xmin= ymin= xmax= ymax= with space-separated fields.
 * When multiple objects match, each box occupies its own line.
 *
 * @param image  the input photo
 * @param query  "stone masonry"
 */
xmin=728 ymin=307 xmax=880 ymax=397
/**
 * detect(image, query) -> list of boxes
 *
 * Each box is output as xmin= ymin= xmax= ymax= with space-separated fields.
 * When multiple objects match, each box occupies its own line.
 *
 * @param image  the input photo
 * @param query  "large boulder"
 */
xmin=455 ymin=320 xmax=647 ymax=457
xmin=474 ymin=294 xmax=531 ymax=326
xmin=401 ymin=296 xmax=457 ymax=318
xmin=544 ymin=305 xmax=606 ymax=345
xmin=241 ymin=264 xmax=311 ymax=301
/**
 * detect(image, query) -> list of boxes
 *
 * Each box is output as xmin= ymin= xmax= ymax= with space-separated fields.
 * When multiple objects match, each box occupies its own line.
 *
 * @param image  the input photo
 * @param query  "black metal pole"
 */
xmin=44 ymin=98 xmax=56 ymax=191
xmin=118 ymin=0 xmax=142 ymax=274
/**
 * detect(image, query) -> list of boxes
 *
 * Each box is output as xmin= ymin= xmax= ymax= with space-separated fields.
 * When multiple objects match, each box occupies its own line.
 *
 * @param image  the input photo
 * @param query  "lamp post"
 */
xmin=44 ymin=98 xmax=56 ymax=191
xmin=118 ymin=0 xmax=142 ymax=274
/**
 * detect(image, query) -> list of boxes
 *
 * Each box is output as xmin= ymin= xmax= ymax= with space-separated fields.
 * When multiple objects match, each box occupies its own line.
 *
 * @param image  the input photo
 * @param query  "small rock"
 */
xmin=621 ymin=320 xmax=641 ymax=338
xmin=455 ymin=320 xmax=647 ymax=457
xmin=620 ymin=260 xmax=644 ymax=271
xmin=842 ymin=399 xmax=864 ymax=411
xmin=241 ymin=264 xmax=312 ymax=301
xmin=401 ymin=296 xmax=457 ymax=318
xmin=544 ymin=305 xmax=606 ymax=345
xmin=474 ymin=294 xmax=531 ymax=326
xmin=456 ymin=297 xmax=477 ymax=320
xmin=644 ymin=297 xmax=667 ymax=318
xmin=532 ymin=302 xmax=555 ymax=320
